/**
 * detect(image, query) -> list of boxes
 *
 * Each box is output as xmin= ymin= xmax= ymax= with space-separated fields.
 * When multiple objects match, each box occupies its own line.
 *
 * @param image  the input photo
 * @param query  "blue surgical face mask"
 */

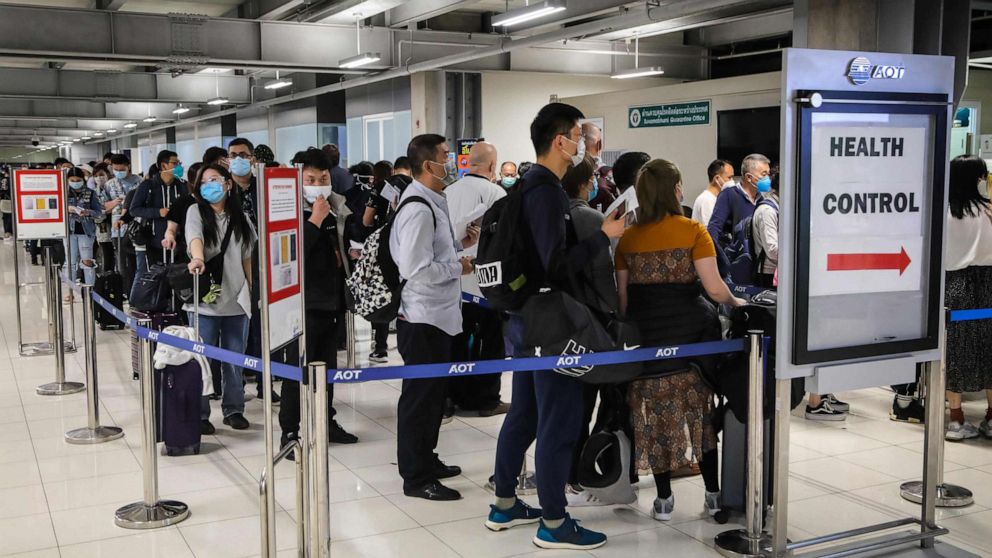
xmin=755 ymin=175 xmax=772 ymax=193
xmin=170 ymin=163 xmax=184 ymax=180
xmin=68 ymin=180 xmax=85 ymax=190
xmin=113 ymin=170 xmax=127 ymax=180
xmin=229 ymin=157 xmax=252 ymax=177
xmin=587 ymin=179 xmax=599 ymax=202
xmin=501 ymin=176 xmax=517 ymax=188
xmin=199 ymin=181 xmax=226 ymax=204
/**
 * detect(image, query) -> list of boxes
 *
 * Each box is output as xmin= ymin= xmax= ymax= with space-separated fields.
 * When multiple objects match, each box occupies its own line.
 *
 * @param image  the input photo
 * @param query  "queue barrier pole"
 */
xmin=716 ymin=331 xmax=773 ymax=558
xmin=310 ymin=361 xmax=331 ymax=558
xmin=114 ymin=316 xmax=190 ymax=529
xmin=345 ymin=312 xmax=356 ymax=369
xmin=36 ymin=246 xmax=85 ymax=396
xmin=900 ymin=309 xmax=973 ymax=508
xmin=64 ymin=283 xmax=124 ymax=444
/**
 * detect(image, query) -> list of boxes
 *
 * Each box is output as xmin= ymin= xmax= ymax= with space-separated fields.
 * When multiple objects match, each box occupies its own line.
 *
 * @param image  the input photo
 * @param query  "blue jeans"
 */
xmin=68 ymin=234 xmax=96 ymax=286
xmin=191 ymin=312 xmax=250 ymax=420
xmin=493 ymin=315 xmax=585 ymax=520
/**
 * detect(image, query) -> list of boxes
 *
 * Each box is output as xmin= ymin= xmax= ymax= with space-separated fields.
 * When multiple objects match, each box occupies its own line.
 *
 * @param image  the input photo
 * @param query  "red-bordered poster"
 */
xmin=262 ymin=167 xmax=303 ymax=349
xmin=13 ymin=169 xmax=65 ymax=240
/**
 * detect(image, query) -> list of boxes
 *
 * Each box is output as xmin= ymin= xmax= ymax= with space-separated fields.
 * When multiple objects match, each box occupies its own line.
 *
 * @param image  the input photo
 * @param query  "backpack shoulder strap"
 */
xmin=392 ymin=195 xmax=436 ymax=229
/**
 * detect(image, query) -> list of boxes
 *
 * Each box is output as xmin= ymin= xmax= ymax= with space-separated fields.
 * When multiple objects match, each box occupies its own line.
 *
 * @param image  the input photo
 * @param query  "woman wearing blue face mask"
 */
xmin=65 ymin=167 xmax=105 ymax=293
xmin=184 ymin=164 xmax=257 ymax=433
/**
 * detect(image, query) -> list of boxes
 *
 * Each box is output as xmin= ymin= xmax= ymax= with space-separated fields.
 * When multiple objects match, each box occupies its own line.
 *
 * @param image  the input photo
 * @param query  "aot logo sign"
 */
xmin=846 ymin=56 xmax=905 ymax=85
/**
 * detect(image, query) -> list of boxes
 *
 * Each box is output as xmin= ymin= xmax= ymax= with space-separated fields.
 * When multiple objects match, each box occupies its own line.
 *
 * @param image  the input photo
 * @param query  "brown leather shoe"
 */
xmin=671 ymin=462 xmax=701 ymax=478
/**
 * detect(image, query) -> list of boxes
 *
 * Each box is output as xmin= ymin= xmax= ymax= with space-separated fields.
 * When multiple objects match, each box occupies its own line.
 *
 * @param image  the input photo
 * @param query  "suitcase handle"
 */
xmin=192 ymin=271 xmax=200 ymax=341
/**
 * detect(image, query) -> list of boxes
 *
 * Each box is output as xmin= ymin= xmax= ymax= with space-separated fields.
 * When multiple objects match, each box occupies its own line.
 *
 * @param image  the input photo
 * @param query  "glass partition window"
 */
xmin=346 ymin=111 xmax=412 ymax=165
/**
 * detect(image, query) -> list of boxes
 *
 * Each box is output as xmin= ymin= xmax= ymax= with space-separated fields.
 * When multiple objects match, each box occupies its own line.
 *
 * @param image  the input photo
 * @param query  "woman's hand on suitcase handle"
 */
xmin=162 ymin=234 xmax=176 ymax=251
xmin=188 ymin=257 xmax=205 ymax=275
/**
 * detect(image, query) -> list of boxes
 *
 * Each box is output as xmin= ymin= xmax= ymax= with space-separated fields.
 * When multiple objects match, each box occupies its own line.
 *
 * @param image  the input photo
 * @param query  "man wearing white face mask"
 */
xmin=692 ymin=159 xmax=734 ymax=227
xmin=276 ymin=148 xmax=358 ymax=454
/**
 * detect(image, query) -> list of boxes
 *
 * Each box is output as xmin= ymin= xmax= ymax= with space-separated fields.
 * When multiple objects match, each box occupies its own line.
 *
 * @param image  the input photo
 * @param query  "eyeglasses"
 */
xmin=228 ymin=152 xmax=251 ymax=160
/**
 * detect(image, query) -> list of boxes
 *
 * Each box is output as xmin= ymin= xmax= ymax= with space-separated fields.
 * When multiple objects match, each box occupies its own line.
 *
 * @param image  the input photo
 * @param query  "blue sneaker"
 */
xmin=533 ymin=515 xmax=607 ymax=550
xmin=485 ymin=499 xmax=542 ymax=531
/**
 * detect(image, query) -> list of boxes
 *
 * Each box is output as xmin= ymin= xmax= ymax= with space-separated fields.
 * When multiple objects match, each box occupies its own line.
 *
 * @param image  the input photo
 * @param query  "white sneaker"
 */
xmin=981 ymin=419 xmax=992 ymax=439
xmin=946 ymin=420 xmax=980 ymax=441
xmin=565 ymin=485 xmax=607 ymax=507
xmin=651 ymin=494 xmax=674 ymax=521
xmin=805 ymin=400 xmax=848 ymax=421
xmin=704 ymin=490 xmax=721 ymax=517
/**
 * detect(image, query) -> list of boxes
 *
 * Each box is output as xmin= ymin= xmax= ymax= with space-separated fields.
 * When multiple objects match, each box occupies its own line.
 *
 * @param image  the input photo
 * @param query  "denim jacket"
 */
xmin=67 ymin=186 xmax=104 ymax=237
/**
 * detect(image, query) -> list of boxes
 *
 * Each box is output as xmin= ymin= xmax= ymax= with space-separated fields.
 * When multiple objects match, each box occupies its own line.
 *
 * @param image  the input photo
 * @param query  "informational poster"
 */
xmin=808 ymin=126 xmax=926 ymax=297
xmin=628 ymin=101 xmax=710 ymax=128
xmin=262 ymin=168 xmax=303 ymax=350
xmin=455 ymin=138 xmax=482 ymax=179
xmin=13 ymin=169 xmax=65 ymax=240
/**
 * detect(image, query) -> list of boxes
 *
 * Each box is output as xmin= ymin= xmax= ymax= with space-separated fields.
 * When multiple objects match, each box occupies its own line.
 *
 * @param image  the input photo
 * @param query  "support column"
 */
xmin=221 ymin=114 xmax=238 ymax=148
xmin=410 ymin=70 xmax=446 ymax=136
xmin=165 ymin=127 xmax=177 ymax=152
xmin=316 ymin=73 xmax=346 ymax=150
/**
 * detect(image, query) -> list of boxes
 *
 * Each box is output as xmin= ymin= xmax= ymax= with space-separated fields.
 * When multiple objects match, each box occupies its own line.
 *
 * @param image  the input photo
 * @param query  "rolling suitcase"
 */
xmin=131 ymin=250 xmax=184 ymax=379
xmin=94 ymin=270 xmax=125 ymax=330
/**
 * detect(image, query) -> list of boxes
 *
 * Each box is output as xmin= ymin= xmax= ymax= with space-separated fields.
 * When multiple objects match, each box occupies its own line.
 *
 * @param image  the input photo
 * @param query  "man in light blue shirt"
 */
xmin=389 ymin=133 xmax=477 ymax=502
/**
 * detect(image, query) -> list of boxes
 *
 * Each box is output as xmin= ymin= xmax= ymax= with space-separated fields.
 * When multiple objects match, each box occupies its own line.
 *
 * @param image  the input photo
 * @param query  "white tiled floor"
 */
xmin=2 ymin=239 xmax=992 ymax=557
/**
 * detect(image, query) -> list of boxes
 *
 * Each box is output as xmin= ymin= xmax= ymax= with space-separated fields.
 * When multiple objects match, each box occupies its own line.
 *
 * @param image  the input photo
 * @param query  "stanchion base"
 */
xmin=715 ymin=529 xmax=773 ymax=558
xmin=114 ymin=500 xmax=190 ymax=529
xmin=36 ymin=382 xmax=85 ymax=396
xmin=899 ymin=481 xmax=974 ymax=507
xmin=19 ymin=341 xmax=77 ymax=357
xmin=482 ymin=473 xmax=538 ymax=496
xmin=65 ymin=425 xmax=124 ymax=444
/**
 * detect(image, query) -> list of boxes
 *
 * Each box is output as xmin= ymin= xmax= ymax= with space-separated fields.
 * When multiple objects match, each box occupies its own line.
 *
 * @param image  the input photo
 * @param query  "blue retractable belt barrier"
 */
xmin=949 ymin=308 xmax=992 ymax=323
xmin=90 ymin=290 xmax=746 ymax=384
xmin=461 ymin=292 xmax=490 ymax=308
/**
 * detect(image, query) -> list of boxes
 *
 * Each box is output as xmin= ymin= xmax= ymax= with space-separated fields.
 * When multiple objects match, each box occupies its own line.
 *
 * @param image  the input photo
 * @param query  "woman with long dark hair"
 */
xmin=614 ymin=159 xmax=745 ymax=522
xmin=944 ymin=155 xmax=992 ymax=441
xmin=66 ymin=166 xmax=104 ymax=295
xmin=185 ymin=163 xmax=256 ymax=433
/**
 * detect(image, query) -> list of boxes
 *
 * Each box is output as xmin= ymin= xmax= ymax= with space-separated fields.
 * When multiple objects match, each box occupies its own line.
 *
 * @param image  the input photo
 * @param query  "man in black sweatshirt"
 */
xmin=278 ymin=148 xmax=358 ymax=453
xmin=487 ymin=103 xmax=625 ymax=551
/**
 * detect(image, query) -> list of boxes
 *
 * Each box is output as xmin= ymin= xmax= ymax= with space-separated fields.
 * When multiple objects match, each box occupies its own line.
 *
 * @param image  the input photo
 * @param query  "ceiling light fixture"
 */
xmin=207 ymin=76 xmax=229 ymax=105
xmin=492 ymin=0 xmax=566 ymax=27
xmin=72 ymin=138 xmax=80 ymax=142
xmin=611 ymin=35 xmax=665 ymax=79
xmin=92 ymin=132 xmax=104 ymax=137
xmin=338 ymin=17 xmax=380 ymax=68
xmin=81 ymin=136 xmax=92 ymax=140
xmin=143 ymin=116 xmax=157 ymax=123
xmin=123 ymin=122 xmax=137 ymax=129
xmin=265 ymin=70 xmax=292 ymax=90
xmin=106 ymin=129 xmax=117 ymax=133
xmin=197 ymin=67 xmax=231 ymax=74
xmin=172 ymin=104 xmax=191 ymax=115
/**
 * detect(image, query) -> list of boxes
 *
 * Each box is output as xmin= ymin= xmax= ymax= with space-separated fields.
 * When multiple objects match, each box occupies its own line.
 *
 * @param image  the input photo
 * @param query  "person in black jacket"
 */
xmin=129 ymin=150 xmax=185 ymax=265
xmin=488 ymin=103 xmax=625 ymax=551
xmin=278 ymin=148 xmax=358 ymax=453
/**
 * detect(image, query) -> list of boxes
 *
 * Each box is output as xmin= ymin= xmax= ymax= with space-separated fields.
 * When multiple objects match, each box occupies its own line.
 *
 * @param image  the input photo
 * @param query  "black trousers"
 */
xmin=449 ymin=303 xmax=504 ymax=411
xmin=396 ymin=320 xmax=452 ymax=491
xmin=372 ymin=322 xmax=389 ymax=352
xmin=278 ymin=310 xmax=340 ymax=434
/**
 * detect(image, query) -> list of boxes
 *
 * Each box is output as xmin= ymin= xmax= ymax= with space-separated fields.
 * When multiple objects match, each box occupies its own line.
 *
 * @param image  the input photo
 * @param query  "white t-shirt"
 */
xmin=445 ymin=174 xmax=506 ymax=297
xmin=691 ymin=189 xmax=718 ymax=226
xmin=946 ymin=205 xmax=992 ymax=271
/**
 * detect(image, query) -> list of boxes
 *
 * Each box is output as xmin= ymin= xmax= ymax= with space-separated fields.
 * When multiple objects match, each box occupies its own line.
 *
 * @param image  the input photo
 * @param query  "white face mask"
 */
xmin=303 ymin=185 xmax=332 ymax=204
xmin=980 ymin=178 xmax=989 ymax=198
xmin=561 ymin=135 xmax=586 ymax=167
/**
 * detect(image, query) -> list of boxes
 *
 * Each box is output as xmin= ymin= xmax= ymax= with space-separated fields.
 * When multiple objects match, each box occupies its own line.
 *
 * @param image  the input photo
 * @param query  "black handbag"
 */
xmin=129 ymin=260 xmax=171 ymax=312
xmin=167 ymin=223 xmax=234 ymax=304
xmin=126 ymin=218 xmax=152 ymax=247
xmin=520 ymin=289 xmax=643 ymax=384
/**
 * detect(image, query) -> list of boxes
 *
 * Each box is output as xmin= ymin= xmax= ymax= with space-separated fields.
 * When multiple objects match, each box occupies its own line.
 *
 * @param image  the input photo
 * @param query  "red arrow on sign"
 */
xmin=827 ymin=247 xmax=911 ymax=276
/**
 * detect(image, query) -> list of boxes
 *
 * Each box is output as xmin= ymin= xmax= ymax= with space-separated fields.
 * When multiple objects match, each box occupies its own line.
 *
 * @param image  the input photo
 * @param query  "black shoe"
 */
xmin=442 ymin=398 xmax=455 ymax=425
xmin=208 ymin=393 xmax=222 ymax=401
xmin=223 ymin=413 xmax=250 ymax=430
xmin=280 ymin=432 xmax=298 ymax=462
xmin=201 ymin=420 xmax=215 ymax=435
xmin=258 ymin=390 xmax=281 ymax=405
xmin=329 ymin=420 xmax=358 ymax=444
xmin=890 ymin=397 xmax=926 ymax=423
xmin=433 ymin=460 xmax=462 ymax=479
xmin=404 ymin=480 xmax=461 ymax=501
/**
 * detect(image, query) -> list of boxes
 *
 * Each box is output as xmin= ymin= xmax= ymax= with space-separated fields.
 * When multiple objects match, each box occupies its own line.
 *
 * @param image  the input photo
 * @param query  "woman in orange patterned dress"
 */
xmin=614 ymin=159 xmax=745 ymax=522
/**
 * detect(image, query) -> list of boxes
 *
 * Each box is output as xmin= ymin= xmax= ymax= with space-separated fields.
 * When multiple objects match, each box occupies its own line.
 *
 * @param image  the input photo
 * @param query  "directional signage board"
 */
xmin=13 ymin=169 xmax=66 ymax=240
xmin=808 ymin=126 xmax=926 ymax=297
xmin=262 ymin=167 xmax=303 ymax=351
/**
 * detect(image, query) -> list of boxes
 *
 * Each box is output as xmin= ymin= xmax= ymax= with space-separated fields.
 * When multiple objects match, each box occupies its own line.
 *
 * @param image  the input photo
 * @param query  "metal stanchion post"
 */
xmin=65 ymin=284 xmax=124 ymax=443
xmin=114 ymin=317 xmax=189 ymax=529
xmin=716 ymin=331 xmax=772 ymax=558
xmin=37 ymin=246 xmax=84 ymax=395
xmin=311 ymin=362 xmax=331 ymax=558
xmin=771 ymin=377 xmax=792 ymax=557
xmin=298 ymin=371 xmax=312 ymax=558
xmin=346 ymin=312 xmax=356 ymax=369
xmin=900 ymin=316 xmax=973 ymax=509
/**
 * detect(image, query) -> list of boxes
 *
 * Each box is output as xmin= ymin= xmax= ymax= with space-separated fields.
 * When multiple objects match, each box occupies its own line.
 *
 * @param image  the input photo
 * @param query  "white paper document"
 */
xmin=605 ymin=187 xmax=639 ymax=227
xmin=379 ymin=183 xmax=401 ymax=205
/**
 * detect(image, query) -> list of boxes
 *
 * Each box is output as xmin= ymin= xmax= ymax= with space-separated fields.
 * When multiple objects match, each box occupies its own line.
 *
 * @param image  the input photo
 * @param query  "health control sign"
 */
xmin=263 ymin=167 xmax=303 ymax=350
xmin=13 ymin=169 xmax=65 ymax=240
xmin=808 ymin=126 xmax=926 ymax=297
xmin=628 ymin=101 xmax=710 ymax=128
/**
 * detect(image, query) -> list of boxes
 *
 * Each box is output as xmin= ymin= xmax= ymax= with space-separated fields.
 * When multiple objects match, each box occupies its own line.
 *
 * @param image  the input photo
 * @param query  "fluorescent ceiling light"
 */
xmin=143 ymin=116 xmax=157 ymax=123
xmin=197 ymin=67 xmax=231 ymax=74
xmin=492 ymin=0 xmax=566 ymax=27
xmin=123 ymin=122 xmax=137 ymax=128
xmin=106 ymin=129 xmax=117 ymax=133
xmin=265 ymin=78 xmax=292 ymax=90
xmin=207 ymin=96 xmax=229 ymax=106
xmin=81 ymin=136 xmax=91 ymax=140
xmin=338 ymin=52 xmax=381 ymax=68
xmin=72 ymin=138 xmax=80 ymax=142
xmin=92 ymin=132 xmax=104 ymax=137
xmin=610 ymin=66 xmax=665 ymax=79
xmin=172 ymin=105 xmax=191 ymax=114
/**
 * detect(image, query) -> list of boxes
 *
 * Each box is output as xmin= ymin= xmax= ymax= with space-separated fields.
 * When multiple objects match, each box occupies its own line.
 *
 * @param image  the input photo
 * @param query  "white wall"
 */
xmin=563 ymin=72 xmax=780 ymax=202
xmin=68 ymin=144 xmax=100 ymax=165
xmin=480 ymin=71 xmax=678 ymax=167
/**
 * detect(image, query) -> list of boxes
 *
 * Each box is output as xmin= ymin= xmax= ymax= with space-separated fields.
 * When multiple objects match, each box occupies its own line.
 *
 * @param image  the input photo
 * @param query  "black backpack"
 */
xmin=727 ymin=197 xmax=779 ymax=286
xmin=346 ymin=196 xmax=434 ymax=322
xmin=474 ymin=180 xmax=542 ymax=311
